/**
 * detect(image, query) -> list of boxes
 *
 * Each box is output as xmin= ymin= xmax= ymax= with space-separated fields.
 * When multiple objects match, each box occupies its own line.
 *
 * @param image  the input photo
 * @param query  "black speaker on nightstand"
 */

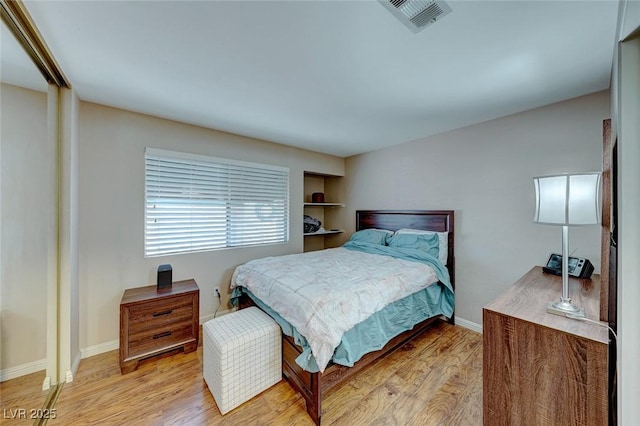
xmin=157 ymin=264 xmax=172 ymax=290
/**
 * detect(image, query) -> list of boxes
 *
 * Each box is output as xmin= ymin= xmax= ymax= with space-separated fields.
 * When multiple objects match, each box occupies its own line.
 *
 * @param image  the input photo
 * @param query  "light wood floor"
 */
xmin=2 ymin=321 xmax=483 ymax=425
xmin=0 ymin=370 xmax=51 ymax=425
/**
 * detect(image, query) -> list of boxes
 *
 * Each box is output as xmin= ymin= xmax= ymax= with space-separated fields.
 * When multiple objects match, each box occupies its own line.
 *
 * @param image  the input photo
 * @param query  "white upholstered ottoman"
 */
xmin=203 ymin=307 xmax=282 ymax=414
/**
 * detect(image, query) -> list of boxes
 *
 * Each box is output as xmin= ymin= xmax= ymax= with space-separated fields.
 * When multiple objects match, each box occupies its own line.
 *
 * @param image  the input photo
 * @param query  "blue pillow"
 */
xmin=348 ymin=229 xmax=392 ymax=245
xmin=387 ymin=233 xmax=440 ymax=258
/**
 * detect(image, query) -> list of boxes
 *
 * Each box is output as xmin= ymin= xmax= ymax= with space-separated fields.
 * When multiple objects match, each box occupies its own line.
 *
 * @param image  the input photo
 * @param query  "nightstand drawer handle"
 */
xmin=153 ymin=309 xmax=173 ymax=317
xmin=153 ymin=331 xmax=172 ymax=339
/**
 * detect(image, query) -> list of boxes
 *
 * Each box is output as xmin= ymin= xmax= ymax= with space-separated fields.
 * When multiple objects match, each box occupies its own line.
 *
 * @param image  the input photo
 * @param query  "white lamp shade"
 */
xmin=533 ymin=173 xmax=601 ymax=225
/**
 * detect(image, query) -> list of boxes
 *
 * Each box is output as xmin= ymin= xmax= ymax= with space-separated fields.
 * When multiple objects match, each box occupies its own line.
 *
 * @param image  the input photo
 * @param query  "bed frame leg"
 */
xmin=307 ymin=372 xmax=322 ymax=425
xmin=282 ymin=361 xmax=322 ymax=425
xmin=307 ymin=402 xmax=321 ymax=425
xmin=311 ymin=398 xmax=321 ymax=425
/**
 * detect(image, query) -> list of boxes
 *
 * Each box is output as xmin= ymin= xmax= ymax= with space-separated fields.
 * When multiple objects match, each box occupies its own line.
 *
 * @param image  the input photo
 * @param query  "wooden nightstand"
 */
xmin=483 ymin=266 xmax=608 ymax=425
xmin=119 ymin=279 xmax=199 ymax=374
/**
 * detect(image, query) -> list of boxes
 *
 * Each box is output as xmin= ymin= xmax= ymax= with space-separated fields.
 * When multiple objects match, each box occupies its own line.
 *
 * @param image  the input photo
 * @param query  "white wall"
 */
xmin=612 ymin=2 xmax=640 ymax=423
xmin=620 ymin=0 xmax=640 ymax=40
xmin=77 ymin=102 xmax=344 ymax=351
xmin=616 ymin=30 xmax=640 ymax=426
xmin=340 ymin=91 xmax=609 ymax=326
xmin=0 ymin=84 xmax=55 ymax=375
xmin=58 ymin=87 xmax=81 ymax=381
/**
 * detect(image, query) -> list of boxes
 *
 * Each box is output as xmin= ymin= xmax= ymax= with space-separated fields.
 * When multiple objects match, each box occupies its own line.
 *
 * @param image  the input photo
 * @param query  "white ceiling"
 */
xmin=1 ymin=21 xmax=48 ymax=92
xmin=3 ymin=1 xmax=619 ymax=157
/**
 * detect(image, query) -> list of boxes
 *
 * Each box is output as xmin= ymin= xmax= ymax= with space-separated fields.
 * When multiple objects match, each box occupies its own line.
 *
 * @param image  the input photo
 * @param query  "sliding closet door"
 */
xmin=599 ymin=117 xmax=618 ymax=426
xmin=0 ymin=17 xmax=57 ymax=408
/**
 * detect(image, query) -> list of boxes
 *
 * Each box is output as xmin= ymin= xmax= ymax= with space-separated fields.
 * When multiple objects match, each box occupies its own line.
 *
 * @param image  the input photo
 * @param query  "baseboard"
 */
xmin=1 ymin=352 xmax=81 ymax=383
xmin=78 ymin=310 xmax=237 ymax=360
xmin=455 ymin=316 xmax=482 ymax=333
xmin=0 ymin=306 xmax=285 ymax=383
xmin=201 ymin=308 xmax=236 ymax=324
xmin=7 ymin=311 xmax=478 ymax=380
xmin=66 ymin=351 xmax=82 ymax=383
xmin=80 ymin=339 xmax=118 ymax=359
xmin=0 ymin=358 xmax=46 ymax=382
xmin=42 ymin=376 xmax=51 ymax=391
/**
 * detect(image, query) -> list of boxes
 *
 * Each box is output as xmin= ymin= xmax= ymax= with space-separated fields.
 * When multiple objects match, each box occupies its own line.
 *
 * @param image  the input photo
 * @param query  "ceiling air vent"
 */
xmin=379 ymin=0 xmax=452 ymax=33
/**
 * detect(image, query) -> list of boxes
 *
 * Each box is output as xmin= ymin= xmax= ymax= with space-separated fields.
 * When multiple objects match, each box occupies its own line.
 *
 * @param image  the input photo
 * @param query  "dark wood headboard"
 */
xmin=355 ymin=210 xmax=455 ymax=289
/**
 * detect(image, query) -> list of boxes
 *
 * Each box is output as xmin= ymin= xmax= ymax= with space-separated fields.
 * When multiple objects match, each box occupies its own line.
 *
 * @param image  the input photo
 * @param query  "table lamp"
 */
xmin=533 ymin=172 xmax=601 ymax=316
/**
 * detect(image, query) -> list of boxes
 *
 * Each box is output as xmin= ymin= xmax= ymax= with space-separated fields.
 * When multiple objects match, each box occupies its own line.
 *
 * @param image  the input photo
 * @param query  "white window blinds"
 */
xmin=144 ymin=148 xmax=289 ymax=257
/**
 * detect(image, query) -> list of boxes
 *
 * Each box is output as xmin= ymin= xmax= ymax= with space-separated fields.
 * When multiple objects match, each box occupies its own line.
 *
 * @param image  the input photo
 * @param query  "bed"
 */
xmin=231 ymin=210 xmax=455 ymax=425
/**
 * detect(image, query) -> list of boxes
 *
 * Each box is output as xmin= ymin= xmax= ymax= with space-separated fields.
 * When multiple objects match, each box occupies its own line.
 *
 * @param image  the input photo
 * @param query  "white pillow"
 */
xmin=394 ymin=228 xmax=448 ymax=264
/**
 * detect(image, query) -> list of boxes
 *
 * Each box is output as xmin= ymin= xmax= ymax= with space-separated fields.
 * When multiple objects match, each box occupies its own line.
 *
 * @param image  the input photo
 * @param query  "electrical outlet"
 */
xmin=214 ymin=288 xmax=221 ymax=298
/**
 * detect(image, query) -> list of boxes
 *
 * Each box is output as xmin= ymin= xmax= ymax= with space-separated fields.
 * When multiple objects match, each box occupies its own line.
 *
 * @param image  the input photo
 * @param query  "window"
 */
xmin=144 ymin=148 xmax=289 ymax=257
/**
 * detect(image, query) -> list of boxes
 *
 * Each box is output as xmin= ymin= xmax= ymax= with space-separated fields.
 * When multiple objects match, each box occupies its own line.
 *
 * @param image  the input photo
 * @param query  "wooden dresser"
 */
xmin=483 ymin=266 xmax=608 ymax=425
xmin=120 ymin=279 xmax=199 ymax=374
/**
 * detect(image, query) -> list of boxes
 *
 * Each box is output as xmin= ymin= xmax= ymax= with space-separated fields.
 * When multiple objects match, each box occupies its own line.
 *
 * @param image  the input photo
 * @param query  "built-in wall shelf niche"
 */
xmin=303 ymin=202 xmax=345 ymax=207
xmin=304 ymin=229 xmax=344 ymax=237
xmin=303 ymin=172 xmax=344 ymax=252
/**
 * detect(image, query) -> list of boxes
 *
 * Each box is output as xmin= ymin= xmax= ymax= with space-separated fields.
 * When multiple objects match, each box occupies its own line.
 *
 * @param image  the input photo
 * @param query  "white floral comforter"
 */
xmin=230 ymin=246 xmax=439 ymax=372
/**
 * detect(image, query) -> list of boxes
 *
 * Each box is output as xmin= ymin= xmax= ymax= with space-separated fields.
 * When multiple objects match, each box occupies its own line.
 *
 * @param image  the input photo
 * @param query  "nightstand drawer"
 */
xmin=128 ymin=323 xmax=194 ymax=358
xmin=127 ymin=295 xmax=194 ymax=334
xmin=119 ymin=279 xmax=199 ymax=374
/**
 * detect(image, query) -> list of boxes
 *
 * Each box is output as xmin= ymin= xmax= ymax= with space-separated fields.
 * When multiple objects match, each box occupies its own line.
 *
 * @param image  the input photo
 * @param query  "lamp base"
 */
xmin=547 ymin=301 xmax=584 ymax=318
